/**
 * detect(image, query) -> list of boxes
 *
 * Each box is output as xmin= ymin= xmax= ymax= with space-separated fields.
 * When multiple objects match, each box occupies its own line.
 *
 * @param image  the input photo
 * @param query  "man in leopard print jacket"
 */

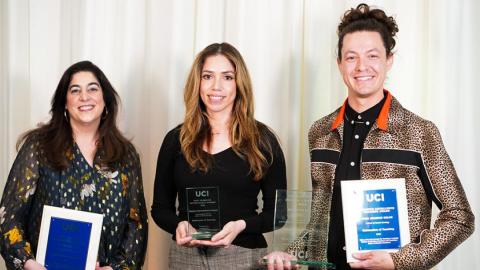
xmin=306 ymin=90 xmax=474 ymax=269
xmin=264 ymin=3 xmax=474 ymax=270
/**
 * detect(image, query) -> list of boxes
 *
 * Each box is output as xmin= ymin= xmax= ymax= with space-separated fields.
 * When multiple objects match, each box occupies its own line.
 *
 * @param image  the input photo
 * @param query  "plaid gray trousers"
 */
xmin=168 ymin=241 xmax=267 ymax=270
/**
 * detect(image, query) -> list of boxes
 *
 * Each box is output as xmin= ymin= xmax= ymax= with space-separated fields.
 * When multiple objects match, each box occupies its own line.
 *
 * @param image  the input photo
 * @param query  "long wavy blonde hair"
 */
xmin=180 ymin=42 xmax=272 ymax=180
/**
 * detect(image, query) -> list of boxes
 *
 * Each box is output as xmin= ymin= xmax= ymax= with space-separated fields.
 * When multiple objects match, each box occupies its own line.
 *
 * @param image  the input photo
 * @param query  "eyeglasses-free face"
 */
xmin=338 ymin=31 xmax=393 ymax=106
xmin=199 ymin=54 xmax=237 ymax=118
xmin=66 ymin=71 xmax=106 ymax=130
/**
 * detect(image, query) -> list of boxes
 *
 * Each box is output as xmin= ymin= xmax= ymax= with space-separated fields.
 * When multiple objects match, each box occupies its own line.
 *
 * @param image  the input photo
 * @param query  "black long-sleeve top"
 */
xmin=151 ymin=125 xmax=287 ymax=249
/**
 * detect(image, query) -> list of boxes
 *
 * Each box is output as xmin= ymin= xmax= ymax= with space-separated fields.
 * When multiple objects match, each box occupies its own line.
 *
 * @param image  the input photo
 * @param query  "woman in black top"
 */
xmin=0 ymin=61 xmax=148 ymax=270
xmin=151 ymin=43 xmax=287 ymax=269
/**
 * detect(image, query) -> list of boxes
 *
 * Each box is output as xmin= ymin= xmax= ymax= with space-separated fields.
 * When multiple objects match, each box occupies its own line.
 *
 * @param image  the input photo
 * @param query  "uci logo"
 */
xmin=365 ymin=193 xmax=385 ymax=202
xmin=292 ymin=249 xmax=309 ymax=260
xmin=195 ymin=191 xmax=209 ymax=197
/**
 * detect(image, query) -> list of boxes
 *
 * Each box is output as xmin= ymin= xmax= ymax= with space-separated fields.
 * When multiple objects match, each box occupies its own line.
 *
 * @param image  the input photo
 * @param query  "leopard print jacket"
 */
xmin=289 ymin=92 xmax=474 ymax=270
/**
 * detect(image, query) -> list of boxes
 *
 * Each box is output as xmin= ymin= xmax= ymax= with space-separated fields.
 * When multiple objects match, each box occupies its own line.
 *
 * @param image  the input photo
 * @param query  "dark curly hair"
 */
xmin=337 ymin=3 xmax=399 ymax=59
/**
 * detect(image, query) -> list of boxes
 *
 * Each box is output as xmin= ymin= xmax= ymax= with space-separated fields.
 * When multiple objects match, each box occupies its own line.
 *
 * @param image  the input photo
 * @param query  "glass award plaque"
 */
xmin=341 ymin=178 xmax=410 ymax=263
xmin=186 ymin=186 xmax=221 ymax=240
xmin=265 ymin=190 xmax=336 ymax=269
xmin=36 ymin=205 xmax=103 ymax=270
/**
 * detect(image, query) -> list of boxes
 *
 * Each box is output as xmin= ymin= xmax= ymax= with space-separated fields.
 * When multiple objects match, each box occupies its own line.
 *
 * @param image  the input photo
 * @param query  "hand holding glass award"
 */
xmin=186 ymin=186 xmax=221 ymax=240
xmin=265 ymin=190 xmax=336 ymax=269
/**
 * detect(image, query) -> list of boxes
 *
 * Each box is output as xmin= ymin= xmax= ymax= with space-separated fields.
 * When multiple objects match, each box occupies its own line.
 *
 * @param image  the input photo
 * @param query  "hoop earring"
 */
xmin=64 ymin=110 xmax=69 ymax=122
xmin=102 ymin=107 xmax=109 ymax=120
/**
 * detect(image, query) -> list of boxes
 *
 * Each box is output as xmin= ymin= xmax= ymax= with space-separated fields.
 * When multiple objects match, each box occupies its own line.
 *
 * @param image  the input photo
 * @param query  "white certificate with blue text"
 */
xmin=341 ymin=178 xmax=410 ymax=263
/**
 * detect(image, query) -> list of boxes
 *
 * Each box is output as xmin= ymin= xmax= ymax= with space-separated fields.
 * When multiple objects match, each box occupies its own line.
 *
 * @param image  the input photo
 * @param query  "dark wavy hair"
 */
xmin=17 ymin=61 xmax=131 ymax=170
xmin=337 ymin=3 xmax=399 ymax=59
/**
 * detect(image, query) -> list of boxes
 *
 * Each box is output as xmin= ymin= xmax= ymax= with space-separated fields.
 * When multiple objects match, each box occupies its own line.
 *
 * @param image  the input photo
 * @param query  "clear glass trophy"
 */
xmin=266 ymin=189 xmax=336 ymax=269
xmin=186 ymin=186 xmax=221 ymax=240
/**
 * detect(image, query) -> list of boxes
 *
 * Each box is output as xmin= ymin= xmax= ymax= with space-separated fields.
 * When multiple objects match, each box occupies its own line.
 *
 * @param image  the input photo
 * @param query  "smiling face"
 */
xmin=338 ymin=31 xmax=393 ymax=104
xmin=65 ymin=71 xmax=105 ymax=130
xmin=199 ymin=54 xmax=237 ymax=117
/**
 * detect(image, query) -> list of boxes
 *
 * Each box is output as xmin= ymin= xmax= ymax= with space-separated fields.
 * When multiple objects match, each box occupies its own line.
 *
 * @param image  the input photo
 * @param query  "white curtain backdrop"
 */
xmin=1 ymin=0 xmax=478 ymax=269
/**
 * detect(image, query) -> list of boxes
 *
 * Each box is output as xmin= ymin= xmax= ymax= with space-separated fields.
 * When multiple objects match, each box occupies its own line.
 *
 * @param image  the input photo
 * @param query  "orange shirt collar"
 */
xmin=331 ymin=90 xmax=392 ymax=131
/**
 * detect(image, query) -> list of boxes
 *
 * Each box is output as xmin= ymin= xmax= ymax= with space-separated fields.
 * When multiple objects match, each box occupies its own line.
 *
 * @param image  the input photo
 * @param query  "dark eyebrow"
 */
xmin=366 ymin=48 xmax=380 ymax=53
xmin=69 ymin=82 xmax=100 ymax=90
xmin=88 ymin=82 xmax=100 ymax=87
xmin=344 ymin=48 xmax=381 ymax=55
xmin=343 ymin=50 xmax=357 ymax=56
xmin=202 ymin=70 xmax=235 ymax=74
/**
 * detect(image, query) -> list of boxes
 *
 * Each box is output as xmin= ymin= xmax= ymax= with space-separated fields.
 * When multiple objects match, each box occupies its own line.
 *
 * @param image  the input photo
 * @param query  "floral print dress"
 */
xmin=0 ymin=135 xmax=148 ymax=270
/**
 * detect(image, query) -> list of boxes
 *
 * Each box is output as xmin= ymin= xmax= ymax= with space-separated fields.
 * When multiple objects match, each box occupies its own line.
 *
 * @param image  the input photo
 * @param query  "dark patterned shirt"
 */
xmin=0 ymin=135 xmax=148 ymax=270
